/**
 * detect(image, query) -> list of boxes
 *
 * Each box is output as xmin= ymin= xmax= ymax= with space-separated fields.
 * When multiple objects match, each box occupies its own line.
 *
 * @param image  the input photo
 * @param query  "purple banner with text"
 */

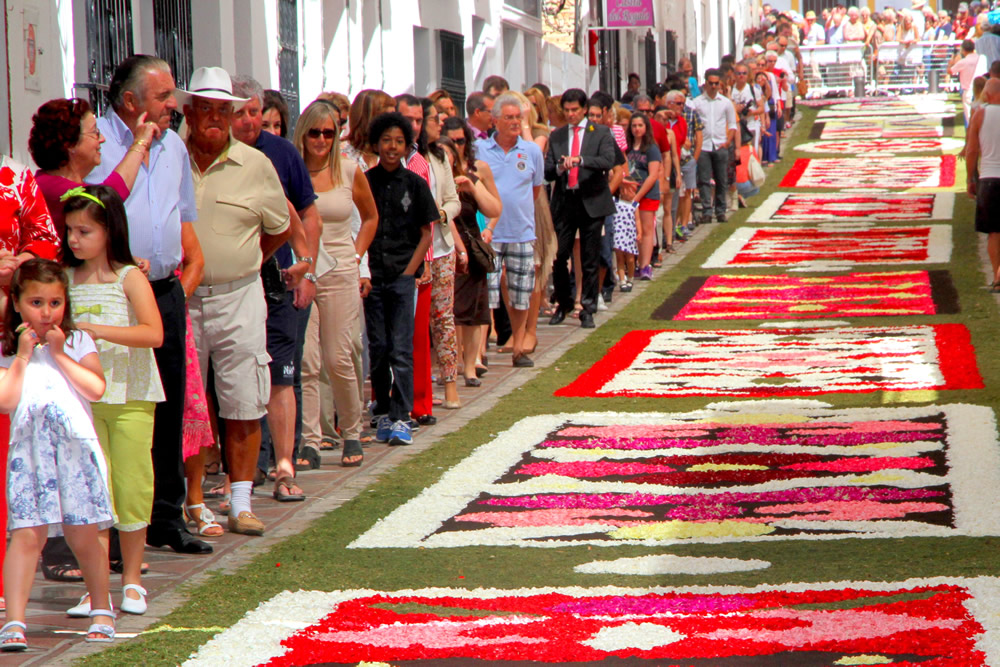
xmin=605 ymin=0 xmax=655 ymax=28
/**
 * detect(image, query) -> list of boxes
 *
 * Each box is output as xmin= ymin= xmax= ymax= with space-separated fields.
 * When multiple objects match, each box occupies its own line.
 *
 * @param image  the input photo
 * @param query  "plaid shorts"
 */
xmin=488 ymin=241 xmax=536 ymax=310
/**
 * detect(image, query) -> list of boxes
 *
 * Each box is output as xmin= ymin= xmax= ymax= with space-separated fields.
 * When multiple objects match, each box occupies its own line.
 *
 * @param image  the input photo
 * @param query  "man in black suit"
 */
xmin=545 ymin=88 xmax=617 ymax=329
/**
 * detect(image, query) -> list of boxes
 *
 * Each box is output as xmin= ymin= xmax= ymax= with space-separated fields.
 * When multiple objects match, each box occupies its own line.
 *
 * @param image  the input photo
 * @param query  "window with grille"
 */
xmin=153 ymin=0 xmax=193 ymax=91
xmin=82 ymin=0 xmax=134 ymax=114
xmin=644 ymin=31 xmax=657 ymax=91
xmin=439 ymin=30 xmax=466 ymax=119
xmin=278 ymin=0 xmax=301 ymax=132
xmin=665 ymin=31 xmax=677 ymax=75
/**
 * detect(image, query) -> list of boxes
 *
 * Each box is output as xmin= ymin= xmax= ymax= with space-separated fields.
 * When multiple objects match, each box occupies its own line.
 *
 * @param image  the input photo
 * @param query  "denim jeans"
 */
xmin=364 ymin=273 xmax=416 ymax=422
xmin=697 ymin=148 xmax=729 ymax=219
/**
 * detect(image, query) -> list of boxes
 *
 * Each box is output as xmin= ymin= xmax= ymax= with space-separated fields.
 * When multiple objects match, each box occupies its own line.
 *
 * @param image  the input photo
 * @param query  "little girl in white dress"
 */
xmin=0 ymin=258 xmax=114 ymax=652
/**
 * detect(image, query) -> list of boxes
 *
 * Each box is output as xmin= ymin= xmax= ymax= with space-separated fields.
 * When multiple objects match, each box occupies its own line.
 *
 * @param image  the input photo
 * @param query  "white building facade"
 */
xmin=1 ymin=0 xmax=754 ymax=165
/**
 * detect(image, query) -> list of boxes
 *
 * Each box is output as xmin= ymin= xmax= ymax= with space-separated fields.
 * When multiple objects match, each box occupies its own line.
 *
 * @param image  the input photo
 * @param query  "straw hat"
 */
xmin=175 ymin=67 xmax=249 ymax=106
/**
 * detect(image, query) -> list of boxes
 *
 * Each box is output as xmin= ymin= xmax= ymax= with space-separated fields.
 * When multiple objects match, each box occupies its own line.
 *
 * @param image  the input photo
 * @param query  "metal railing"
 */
xmin=797 ymin=40 xmax=962 ymax=98
xmin=874 ymin=40 xmax=962 ymax=93
xmin=800 ymin=43 xmax=869 ymax=97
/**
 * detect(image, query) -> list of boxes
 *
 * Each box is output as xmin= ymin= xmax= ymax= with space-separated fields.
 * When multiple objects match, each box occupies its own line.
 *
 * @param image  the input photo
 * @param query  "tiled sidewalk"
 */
xmin=10 ymin=225 xmax=713 ymax=665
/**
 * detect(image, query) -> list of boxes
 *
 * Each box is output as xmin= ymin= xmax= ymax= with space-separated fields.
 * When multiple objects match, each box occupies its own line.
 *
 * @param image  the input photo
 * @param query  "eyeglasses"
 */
xmin=80 ymin=127 xmax=101 ymax=140
xmin=307 ymin=128 xmax=337 ymax=140
xmin=705 ymin=81 xmax=721 ymax=86
xmin=735 ymin=71 xmax=749 ymax=75
xmin=501 ymin=114 xmax=522 ymax=122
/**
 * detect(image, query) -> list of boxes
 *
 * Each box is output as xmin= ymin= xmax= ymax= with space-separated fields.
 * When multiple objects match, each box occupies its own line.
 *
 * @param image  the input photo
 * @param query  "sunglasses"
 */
xmin=454 ymin=138 xmax=467 ymax=146
xmin=307 ymin=128 xmax=337 ymax=140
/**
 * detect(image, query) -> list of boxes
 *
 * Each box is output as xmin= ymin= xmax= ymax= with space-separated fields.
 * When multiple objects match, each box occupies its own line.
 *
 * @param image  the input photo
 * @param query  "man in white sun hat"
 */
xmin=182 ymin=66 xmax=291 ymax=536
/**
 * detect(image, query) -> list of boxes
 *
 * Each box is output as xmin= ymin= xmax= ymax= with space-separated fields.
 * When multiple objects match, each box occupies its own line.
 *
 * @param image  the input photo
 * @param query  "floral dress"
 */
xmin=1 ymin=331 xmax=113 ymax=535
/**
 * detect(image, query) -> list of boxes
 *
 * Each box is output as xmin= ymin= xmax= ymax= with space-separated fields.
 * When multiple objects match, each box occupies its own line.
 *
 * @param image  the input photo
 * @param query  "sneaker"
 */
xmin=639 ymin=266 xmax=653 ymax=281
xmin=375 ymin=415 xmax=393 ymax=443
xmin=685 ymin=222 xmax=696 ymax=232
xmin=389 ymin=420 xmax=413 ymax=446
xmin=597 ymin=294 xmax=608 ymax=311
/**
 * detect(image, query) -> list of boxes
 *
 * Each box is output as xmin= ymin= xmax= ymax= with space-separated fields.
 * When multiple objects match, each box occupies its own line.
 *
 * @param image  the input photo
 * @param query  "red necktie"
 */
xmin=568 ymin=126 xmax=581 ymax=189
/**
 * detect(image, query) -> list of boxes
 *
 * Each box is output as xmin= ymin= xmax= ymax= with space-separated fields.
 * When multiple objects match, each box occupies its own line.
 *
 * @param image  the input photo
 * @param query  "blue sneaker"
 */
xmin=375 ymin=415 xmax=393 ymax=443
xmin=389 ymin=420 xmax=413 ymax=446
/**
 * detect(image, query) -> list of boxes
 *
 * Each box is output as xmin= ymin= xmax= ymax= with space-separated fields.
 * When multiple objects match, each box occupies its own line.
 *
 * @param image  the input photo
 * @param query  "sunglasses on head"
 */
xmin=307 ymin=128 xmax=337 ymax=140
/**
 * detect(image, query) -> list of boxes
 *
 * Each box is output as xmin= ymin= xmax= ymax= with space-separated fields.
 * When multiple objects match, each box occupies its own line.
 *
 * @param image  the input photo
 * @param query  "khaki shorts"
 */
xmin=189 ymin=275 xmax=270 ymax=420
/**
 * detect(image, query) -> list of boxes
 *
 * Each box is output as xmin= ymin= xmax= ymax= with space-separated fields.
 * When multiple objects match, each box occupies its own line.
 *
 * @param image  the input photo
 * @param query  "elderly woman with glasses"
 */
xmin=30 ymin=98 xmax=158 ymax=236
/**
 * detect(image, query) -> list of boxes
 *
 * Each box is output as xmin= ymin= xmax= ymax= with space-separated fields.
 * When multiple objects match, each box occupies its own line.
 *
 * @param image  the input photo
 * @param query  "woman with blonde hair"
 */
xmin=547 ymin=95 xmax=567 ymax=128
xmin=524 ymin=87 xmax=550 ymax=127
xmin=294 ymin=100 xmax=379 ymax=468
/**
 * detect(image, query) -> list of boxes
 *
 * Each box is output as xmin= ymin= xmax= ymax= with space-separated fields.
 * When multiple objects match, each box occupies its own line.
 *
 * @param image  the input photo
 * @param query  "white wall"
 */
xmin=3 ymin=0 xmax=77 ymax=164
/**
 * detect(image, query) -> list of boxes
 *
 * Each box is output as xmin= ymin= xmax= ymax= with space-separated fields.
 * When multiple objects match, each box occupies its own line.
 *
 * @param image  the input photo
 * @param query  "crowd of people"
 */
xmin=748 ymin=1 xmax=1000 ymax=95
xmin=15 ymin=12 xmax=1000 ymax=644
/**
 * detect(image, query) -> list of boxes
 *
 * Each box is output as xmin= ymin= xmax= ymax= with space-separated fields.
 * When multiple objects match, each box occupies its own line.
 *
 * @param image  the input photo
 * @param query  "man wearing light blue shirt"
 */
xmin=86 ymin=55 xmax=210 ymax=556
xmin=477 ymin=93 xmax=544 ymax=367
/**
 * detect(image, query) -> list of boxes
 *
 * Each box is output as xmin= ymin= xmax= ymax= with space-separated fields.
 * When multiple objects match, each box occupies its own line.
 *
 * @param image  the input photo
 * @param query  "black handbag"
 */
xmin=466 ymin=236 xmax=497 ymax=274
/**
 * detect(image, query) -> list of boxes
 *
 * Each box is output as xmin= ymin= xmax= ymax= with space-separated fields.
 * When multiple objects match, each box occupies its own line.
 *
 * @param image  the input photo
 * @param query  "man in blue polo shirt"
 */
xmin=231 ymin=76 xmax=320 ymax=501
xmin=478 ymin=93 xmax=544 ymax=368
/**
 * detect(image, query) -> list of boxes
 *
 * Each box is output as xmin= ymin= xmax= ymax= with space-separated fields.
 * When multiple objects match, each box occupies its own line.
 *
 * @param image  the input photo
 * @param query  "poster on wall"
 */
xmin=604 ymin=0 xmax=655 ymax=29
xmin=23 ymin=7 xmax=40 ymax=92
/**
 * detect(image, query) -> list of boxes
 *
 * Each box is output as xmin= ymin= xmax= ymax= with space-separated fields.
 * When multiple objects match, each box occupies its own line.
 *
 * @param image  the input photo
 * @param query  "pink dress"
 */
xmin=182 ymin=307 xmax=214 ymax=459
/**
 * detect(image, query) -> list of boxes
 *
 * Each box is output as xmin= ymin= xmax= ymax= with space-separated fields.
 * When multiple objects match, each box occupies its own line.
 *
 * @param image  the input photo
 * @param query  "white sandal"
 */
xmin=0 ymin=621 xmax=26 ymax=652
xmin=85 ymin=608 xmax=116 ymax=643
xmin=186 ymin=503 xmax=224 ymax=537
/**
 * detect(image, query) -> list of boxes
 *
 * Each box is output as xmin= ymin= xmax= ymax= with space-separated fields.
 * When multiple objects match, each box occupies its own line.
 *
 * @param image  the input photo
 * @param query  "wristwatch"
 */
xmin=304 ymin=272 xmax=317 ymax=284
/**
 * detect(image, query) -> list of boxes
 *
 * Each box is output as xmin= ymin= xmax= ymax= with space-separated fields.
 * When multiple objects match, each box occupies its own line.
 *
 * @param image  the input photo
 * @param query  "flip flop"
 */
xmin=296 ymin=446 xmax=321 ymax=471
xmin=341 ymin=440 xmax=364 ymax=467
xmin=273 ymin=476 xmax=305 ymax=502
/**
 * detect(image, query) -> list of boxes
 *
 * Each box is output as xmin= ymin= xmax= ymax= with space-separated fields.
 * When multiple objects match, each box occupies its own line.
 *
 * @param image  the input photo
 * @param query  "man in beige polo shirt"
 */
xmin=181 ymin=67 xmax=291 ymax=536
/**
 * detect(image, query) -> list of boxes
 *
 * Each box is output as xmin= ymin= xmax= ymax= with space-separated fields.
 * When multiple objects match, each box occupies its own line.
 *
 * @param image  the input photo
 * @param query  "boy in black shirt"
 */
xmin=364 ymin=112 xmax=435 ymax=446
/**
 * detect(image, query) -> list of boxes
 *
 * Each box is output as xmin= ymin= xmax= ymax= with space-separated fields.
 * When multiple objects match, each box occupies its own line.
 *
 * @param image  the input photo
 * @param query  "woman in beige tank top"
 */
xmin=293 ymin=100 xmax=379 ymax=467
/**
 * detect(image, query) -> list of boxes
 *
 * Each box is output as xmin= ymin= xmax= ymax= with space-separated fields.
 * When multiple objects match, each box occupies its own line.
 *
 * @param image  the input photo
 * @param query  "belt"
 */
xmin=192 ymin=273 xmax=258 ymax=297
xmin=149 ymin=275 xmax=179 ymax=297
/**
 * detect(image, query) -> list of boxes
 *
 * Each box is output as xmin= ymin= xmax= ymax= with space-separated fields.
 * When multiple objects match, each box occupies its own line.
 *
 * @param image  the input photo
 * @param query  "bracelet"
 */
xmin=296 ymin=256 xmax=314 ymax=266
xmin=128 ymin=148 xmax=145 ymax=156
xmin=134 ymin=139 xmax=148 ymax=147
xmin=15 ymin=354 xmax=29 ymax=363
xmin=458 ymin=251 xmax=467 ymax=256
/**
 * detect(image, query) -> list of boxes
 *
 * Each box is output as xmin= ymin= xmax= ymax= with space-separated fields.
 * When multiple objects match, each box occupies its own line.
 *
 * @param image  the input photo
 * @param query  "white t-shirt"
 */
xmin=731 ymin=84 xmax=760 ymax=131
